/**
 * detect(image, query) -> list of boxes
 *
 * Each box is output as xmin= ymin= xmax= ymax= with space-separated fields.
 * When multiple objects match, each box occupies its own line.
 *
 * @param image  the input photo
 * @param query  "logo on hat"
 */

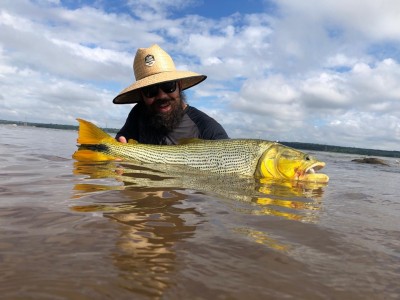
xmin=144 ymin=54 xmax=155 ymax=66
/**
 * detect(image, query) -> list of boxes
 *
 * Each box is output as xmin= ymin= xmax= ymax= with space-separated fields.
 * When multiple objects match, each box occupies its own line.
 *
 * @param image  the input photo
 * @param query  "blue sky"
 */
xmin=1 ymin=0 xmax=400 ymax=150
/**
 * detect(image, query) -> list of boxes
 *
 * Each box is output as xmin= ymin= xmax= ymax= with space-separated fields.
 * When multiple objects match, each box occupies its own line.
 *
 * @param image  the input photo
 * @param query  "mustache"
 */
xmin=153 ymin=98 xmax=171 ymax=105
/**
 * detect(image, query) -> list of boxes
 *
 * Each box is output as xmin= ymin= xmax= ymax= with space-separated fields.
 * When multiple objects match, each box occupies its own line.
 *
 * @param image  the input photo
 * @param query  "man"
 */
xmin=113 ymin=44 xmax=229 ymax=145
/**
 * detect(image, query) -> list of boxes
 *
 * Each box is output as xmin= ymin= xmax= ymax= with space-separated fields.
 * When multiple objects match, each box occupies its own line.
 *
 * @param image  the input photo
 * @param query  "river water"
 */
xmin=0 ymin=124 xmax=399 ymax=299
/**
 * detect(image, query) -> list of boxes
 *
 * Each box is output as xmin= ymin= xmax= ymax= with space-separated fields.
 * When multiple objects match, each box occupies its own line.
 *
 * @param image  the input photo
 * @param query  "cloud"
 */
xmin=277 ymin=0 xmax=400 ymax=40
xmin=0 ymin=0 xmax=399 ymax=150
xmin=126 ymin=0 xmax=198 ymax=20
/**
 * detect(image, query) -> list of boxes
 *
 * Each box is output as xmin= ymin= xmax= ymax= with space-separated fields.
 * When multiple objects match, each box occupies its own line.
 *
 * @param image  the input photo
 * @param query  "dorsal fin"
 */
xmin=178 ymin=138 xmax=205 ymax=145
xmin=127 ymin=139 xmax=138 ymax=144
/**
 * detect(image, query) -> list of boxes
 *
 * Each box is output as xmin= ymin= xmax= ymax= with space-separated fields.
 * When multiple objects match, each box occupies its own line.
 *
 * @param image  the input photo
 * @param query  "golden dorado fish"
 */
xmin=72 ymin=119 xmax=329 ymax=183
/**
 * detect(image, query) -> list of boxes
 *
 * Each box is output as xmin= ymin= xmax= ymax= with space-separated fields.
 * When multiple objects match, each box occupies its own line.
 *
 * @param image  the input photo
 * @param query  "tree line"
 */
xmin=1 ymin=119 xmax=399 ymax=157
xmin=0 ymin=119 xmax=118 ymax=133
xmin=280 ymin=142 xmax=400 ymax=158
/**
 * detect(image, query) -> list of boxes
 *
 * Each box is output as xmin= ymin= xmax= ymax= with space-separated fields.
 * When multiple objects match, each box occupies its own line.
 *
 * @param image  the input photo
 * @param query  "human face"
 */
xmin=141 ymin=81 xmax=184 ymax=115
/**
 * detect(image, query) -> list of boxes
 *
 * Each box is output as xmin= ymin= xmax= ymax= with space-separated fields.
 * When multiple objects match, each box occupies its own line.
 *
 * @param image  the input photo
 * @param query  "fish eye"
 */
xmin=305 ymin=156 xmax=310 ymax=161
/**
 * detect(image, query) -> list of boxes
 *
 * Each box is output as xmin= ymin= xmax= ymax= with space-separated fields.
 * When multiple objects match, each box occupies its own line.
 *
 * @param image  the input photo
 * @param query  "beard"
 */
xmin=146 ymin=92 xmax=186 ymax=133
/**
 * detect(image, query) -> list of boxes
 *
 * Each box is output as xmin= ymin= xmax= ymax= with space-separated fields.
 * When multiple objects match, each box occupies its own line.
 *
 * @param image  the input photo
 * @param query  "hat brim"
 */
xmin=113 ymin=71 xmax=206 ymax=104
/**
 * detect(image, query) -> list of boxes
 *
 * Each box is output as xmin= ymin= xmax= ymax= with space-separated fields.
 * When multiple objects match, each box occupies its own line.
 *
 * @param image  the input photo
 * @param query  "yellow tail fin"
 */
xmin=76 ymin=118 xmax=115 ymax=144
xmin=72 ymin=119 xmax=118 ymax=161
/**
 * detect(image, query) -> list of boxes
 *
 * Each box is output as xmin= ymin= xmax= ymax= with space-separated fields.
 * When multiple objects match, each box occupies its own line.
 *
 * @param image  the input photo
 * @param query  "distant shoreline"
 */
xmin=0 ymin=119 xmax=118 ymax=134
xmin=1 ymin=119 xmax=399 ymax=158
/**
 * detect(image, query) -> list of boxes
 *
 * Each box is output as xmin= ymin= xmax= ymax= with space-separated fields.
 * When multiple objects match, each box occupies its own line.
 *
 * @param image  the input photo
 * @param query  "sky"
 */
xmin=1 ymin=0 xmax=400 ymax=151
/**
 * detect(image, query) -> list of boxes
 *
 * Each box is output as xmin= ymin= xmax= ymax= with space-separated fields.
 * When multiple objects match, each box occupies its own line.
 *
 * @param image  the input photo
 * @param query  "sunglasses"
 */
xmin=141 ymin=81 xmax=178 ymax=98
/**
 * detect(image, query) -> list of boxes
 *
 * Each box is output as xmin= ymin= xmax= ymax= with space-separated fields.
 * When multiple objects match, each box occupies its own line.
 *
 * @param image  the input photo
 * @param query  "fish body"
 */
xmin=73 ymin=119 xmax=329 ymax=183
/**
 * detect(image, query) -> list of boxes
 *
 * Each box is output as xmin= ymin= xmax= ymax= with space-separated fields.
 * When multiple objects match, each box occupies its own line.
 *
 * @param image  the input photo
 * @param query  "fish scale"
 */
xmin=104 ymin=139 xmax=273 ymax=176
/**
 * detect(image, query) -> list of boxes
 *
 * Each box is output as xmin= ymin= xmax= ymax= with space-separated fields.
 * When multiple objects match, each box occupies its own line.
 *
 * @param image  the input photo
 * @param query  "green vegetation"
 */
xmin=281 ymin=142 xmax=400 ymax=158
xmin=1 ymin=119 xmax=399 ymax=158
xmin=0 ymin=119 xmax=118 ymax=134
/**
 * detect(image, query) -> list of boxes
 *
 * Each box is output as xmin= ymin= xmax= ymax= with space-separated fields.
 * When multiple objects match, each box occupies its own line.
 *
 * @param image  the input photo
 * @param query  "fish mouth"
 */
xmin=301 ymin=162 xmax=329 ymax=183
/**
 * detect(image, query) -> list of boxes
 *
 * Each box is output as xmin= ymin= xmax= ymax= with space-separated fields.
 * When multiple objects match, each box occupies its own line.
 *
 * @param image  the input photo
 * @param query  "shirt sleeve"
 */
xmin=115 ymin=104 xmax=141 ymax=141
xmin=186 ymin=106 xmax=229 ymax=140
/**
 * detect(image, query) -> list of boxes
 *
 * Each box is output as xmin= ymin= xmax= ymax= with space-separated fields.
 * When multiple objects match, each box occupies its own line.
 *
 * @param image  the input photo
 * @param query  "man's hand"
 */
xmin=117 ymin=136 xmax=127 ymax=143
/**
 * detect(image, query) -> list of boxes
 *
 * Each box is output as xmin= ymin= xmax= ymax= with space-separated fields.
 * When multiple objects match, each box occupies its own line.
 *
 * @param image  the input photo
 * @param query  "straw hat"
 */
xmin=113 ymin=44 xmax=207 ymax=104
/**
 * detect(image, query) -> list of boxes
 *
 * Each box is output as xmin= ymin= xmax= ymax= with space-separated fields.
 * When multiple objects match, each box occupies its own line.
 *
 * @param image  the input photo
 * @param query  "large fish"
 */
xmin=72 ymin=119 xmax=329 ymax=183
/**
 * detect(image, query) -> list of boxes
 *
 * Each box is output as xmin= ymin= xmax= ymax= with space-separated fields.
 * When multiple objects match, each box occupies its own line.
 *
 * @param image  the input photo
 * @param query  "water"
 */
xmin=1 ymin=125 xmax=399 ymax=299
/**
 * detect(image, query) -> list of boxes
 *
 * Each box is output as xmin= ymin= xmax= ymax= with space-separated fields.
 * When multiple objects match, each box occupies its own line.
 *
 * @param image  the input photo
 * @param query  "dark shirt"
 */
xmin=116 ymin=103 xmax=229 ymax=145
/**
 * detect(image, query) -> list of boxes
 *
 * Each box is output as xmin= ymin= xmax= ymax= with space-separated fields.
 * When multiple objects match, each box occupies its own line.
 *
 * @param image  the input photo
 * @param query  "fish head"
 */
xmin=256 ymin=143 xmax=329 ymax=183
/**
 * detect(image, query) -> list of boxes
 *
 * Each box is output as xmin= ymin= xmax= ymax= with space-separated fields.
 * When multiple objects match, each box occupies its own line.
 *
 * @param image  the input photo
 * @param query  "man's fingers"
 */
xmin=118 ymin=136 xmax=127 ymax=143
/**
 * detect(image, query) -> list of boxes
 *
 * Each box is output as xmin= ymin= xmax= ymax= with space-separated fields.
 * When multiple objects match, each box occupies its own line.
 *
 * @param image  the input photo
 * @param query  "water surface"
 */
xmin=1 ymin=125 xmax=399 ymax=299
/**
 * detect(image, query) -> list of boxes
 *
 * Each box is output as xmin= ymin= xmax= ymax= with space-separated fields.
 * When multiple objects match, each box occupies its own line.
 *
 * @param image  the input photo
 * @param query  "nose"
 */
xmin=154 ymin=87 xmax=168 ymax=99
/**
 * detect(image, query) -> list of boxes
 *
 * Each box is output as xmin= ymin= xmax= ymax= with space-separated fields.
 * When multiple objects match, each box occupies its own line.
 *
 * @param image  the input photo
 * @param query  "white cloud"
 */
xmin=219 ymin=56 xmax=400 ymax=150
xmin=0 ymin=0 xmax=399 ymax=150
xmin=126 ymin=0 xmax=198 ymax=20
xmin=278 ymin=0 xmax=400 ymax=40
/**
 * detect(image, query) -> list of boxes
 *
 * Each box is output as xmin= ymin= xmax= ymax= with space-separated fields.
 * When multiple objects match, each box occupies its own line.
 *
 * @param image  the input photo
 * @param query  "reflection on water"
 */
xmin=71 ymin=161 xmax=327 ymax=296
xmin=107 ymin=190 xmax=200 ymax=298
xmin=72 ymin=161 xmax=326 ymax=223
xmin=233 ymin=227 xmax=290 ymax=252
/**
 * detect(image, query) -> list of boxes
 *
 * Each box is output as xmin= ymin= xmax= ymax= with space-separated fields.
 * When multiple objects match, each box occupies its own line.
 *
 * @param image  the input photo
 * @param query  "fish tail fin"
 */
xmin=75 ymin=118 xmax=115 ymax=144
xmin=72 ymin=118 xmax=119 ymax=161
xmin=72 ymin=148 xmax=118 ymax=161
